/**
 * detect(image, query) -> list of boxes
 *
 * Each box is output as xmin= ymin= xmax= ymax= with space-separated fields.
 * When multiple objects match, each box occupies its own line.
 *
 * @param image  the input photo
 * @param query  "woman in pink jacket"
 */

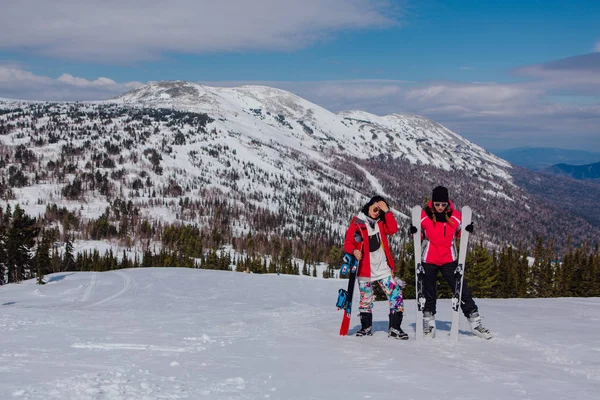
xmin=411 ymin=186 xmax=492 ymax=339
xmin=344 ymin=195 xmax=407 ymax=339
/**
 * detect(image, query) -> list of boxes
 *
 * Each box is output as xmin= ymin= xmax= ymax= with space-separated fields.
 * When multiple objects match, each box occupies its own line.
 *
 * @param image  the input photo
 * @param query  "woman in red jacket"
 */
xmin=411 ymin=186 xmax=492 ymax=339
xmin=344 ymin=195 xmax=407 ymax=339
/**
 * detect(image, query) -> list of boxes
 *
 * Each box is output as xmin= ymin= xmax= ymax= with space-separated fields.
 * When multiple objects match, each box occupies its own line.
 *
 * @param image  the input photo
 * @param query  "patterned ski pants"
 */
xmin=358 ymin=275 xmax=404 ymax=314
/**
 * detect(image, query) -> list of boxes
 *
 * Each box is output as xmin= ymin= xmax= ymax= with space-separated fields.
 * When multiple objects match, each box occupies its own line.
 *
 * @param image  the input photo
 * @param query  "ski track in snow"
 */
xmin=1 ymin=269 xmax=599 ymax=399
xmin=80 ymin=271 xmax=98 ymax=303
xmin=83 ymin=270 xmax=133 ymax=309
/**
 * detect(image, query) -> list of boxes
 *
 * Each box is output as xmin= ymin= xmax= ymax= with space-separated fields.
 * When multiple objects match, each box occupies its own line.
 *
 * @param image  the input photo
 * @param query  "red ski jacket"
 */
xmin=420 ymin=200 xmax=462 ymax=266
xmin=343 ymin=211 xmax=398 ymax=278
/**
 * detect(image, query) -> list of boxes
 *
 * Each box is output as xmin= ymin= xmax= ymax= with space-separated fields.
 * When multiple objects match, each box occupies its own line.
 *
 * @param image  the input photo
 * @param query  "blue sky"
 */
xmin=1 ymin=0 xmax=599 ymax=151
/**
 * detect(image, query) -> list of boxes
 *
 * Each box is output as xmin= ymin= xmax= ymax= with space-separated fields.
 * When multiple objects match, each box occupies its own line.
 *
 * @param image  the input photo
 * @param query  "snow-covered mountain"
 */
xmin=117 ymin=81 xmax=511 ymax=177
xmin=0 ymin=81 xmax=598 ymax=256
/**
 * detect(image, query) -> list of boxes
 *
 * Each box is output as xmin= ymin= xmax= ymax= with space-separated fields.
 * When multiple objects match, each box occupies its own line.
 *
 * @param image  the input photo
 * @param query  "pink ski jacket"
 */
xmin=420 ymin=200 xmax=463 ymax=266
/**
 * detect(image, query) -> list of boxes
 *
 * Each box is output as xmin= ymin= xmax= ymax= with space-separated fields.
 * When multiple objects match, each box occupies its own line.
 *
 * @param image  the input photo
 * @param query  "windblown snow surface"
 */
xmin=1 ymin=268 xmax=599 ymax=399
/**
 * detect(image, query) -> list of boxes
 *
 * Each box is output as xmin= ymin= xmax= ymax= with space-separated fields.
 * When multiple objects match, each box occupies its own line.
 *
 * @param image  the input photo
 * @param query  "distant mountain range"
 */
xmin=543 ymin=162 xmax=600 ymax=181
xmin=494 ymin=147 xmax=600 ymax=182
xmin=494 ymin=147 xmax=600 ymax=170
xmin=1 ymin=81 xmax=599 ymax=258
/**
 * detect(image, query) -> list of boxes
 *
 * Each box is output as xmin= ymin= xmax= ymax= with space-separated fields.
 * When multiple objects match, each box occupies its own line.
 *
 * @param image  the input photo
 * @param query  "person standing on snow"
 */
xmin=344 ymin=195 xmax=408 ymax=340
xmin=410 ymin=186 xmax=492 ymax=339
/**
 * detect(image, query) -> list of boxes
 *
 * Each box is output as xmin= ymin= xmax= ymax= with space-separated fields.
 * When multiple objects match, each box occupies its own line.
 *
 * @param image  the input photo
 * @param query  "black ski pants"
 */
xmin=423 ymin=261 xmax=478 ymax=318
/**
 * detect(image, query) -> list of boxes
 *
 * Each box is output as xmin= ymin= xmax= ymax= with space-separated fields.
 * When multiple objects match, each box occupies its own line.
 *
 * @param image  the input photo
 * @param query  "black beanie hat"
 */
xmin=432 ymin=186 xmax=449 ymax=203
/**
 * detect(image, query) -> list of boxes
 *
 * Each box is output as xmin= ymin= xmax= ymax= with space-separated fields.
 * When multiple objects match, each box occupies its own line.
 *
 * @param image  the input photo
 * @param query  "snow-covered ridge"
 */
xmin=115 ymin=81 xmax=511 ymax=179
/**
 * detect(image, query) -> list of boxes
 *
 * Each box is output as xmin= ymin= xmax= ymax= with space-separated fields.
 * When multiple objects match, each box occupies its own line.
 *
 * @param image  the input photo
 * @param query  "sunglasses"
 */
xmin=372 ymin=206 xmax=380 ymax=213
xmin=433 ymin=202 xmax=448 ymax=208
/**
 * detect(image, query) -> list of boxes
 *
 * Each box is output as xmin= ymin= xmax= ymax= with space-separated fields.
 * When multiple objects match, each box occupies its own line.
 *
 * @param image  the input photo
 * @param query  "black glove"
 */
xmin=409 ymin=225 xmax=418 ymax=234
xmin=465 ymin=223 xmax=474 ymax=233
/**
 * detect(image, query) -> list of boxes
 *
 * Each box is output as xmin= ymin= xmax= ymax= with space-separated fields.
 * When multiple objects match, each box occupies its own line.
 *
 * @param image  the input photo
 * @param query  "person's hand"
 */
xmin=409 ymin=225 xmax=418 ymax=234
xmin=353 ymin=249 xmax=362 ymax=261
xmin=465 ymin=223 xmax=474 ymax=233
xmin=376 ymin=201 xmax=389 ymax=213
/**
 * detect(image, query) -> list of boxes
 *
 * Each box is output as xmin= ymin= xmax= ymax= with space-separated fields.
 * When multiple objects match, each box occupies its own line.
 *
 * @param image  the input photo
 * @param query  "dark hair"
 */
xmin=361 ymin=195 xmax=387 ymax=219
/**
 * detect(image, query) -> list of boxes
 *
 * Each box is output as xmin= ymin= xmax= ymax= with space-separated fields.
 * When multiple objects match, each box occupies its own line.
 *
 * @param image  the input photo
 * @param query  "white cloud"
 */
xmin=57 ymin=74 xmax=117 ymax=87
xmin=514 ymin=53 xmax=600 ymax=96
xmin=0 ymin=66 xmax=142 ymax=101
xmin=0 ymin=0 xmax=400 ymax=62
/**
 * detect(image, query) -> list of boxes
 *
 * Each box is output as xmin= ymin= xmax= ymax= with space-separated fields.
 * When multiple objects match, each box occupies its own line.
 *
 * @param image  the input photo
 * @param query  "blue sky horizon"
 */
xmin=1 ymin=0 xmax=599 ymax=152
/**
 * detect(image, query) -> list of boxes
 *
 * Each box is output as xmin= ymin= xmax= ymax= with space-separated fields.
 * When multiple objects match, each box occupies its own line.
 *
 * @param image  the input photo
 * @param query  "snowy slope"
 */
xmin=1 ymin=269 xmax=599 ymax=399
xmin=116 ymin=81 xmax=511 ymax=178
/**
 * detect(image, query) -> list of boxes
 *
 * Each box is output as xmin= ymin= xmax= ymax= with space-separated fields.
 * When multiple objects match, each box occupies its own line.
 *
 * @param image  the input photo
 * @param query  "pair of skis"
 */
xmin=411 ymin=205 xmax=472 ymax=341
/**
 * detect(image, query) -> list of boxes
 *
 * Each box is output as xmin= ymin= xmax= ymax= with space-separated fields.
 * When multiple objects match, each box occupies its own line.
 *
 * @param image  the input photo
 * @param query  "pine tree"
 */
xmin=569 ymin=242 xmax=589 ymax=296
xmin=6 ymin=205 xmax=39 ymax=283
xmin=591 ymin=244 xmax=600 ymax=297
xmin=63 ymin=236 xmax=75 ymax=272
xmin=466 ymin=242 xmax=497 ymax=298
xmin=0 ymin=205 xmax=7 ymax=284
xmin=35 ymin=230 xmax=51 ymax=285
xmin=400 ymin=239 xmax=416 ymax=299
xmin=529 ymin=237 xmax=547 ymax=297
xmin=516 ymin=245 xmax=530 ymax=298
xmin=495 ymin=246 xmax=510 ymax=298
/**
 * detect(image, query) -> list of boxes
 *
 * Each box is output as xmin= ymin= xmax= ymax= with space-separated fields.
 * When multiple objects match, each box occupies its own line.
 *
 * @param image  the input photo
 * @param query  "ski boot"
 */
xmin=468 ymin=311 xmax=493 ymax=340
xmin=423 ymin=311 xmax=436 ymax=338
xmin=388 ymin=312 xmax=409 ymax=340
xmin=356 ymin=312 xmax=373 ymax=337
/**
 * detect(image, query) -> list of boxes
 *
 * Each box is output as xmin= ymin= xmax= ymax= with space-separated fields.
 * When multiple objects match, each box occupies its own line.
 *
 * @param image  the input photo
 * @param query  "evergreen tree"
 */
xmin=34 ymin=230 xmax=51 ymax=285
xmin=400 ymin=240 xmax=416 ymax=299
xmin=63 ymin=236 xmax=75 ymax=271
xmin=6 ymin=205 xmax=39 ymax=283
xmin=267 ymin=259 xmax=277 ymax=274
xmin=569 ymin=242 xmax=589 ymax=296
xmin=591 ymin=244 xmax=600 ymax=297
xmin=495 ymin=246 xmax=510 ymax=298
xmin=0 ymin=206 xmax=7 ymax=284
xmin=515 ymin=245 xmax=530 ymax=298
xmin=465 ymin=242 xmax=497 ymax=298
xmin=529 ymin=237 xmax=548 ymax=297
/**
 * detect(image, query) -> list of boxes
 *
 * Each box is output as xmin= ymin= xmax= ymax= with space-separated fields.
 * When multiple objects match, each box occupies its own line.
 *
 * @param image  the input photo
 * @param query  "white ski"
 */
xmin=450 ymin=205 xmax=472 ymax=341
xmin=412 ymin=205 xmax=425 ymax=341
